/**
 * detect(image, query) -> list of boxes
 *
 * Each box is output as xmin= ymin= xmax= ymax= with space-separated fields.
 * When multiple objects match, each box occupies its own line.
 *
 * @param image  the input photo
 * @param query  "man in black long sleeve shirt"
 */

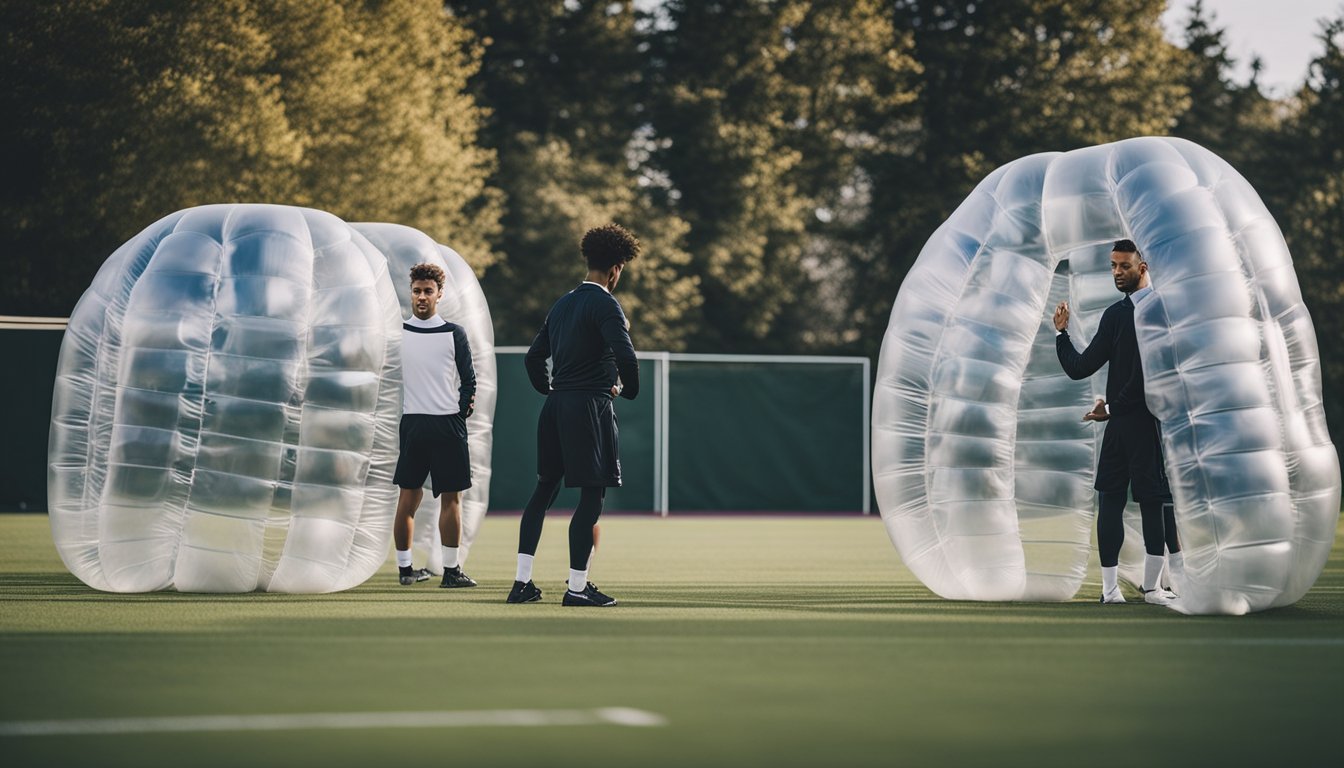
xmin=1055 ymin=239 xmax=1181 ymax=606
xmin=508 ymin=224 xmax=641 ymax=608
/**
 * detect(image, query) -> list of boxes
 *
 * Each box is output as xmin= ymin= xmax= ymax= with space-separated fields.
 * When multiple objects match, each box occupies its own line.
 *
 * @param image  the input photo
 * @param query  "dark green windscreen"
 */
xmin=1 ymin=329 xmax=63 ymax=511
xmin=666 ymin=362 xmax=865 ymax=512
xmin=489 ymin=353 xmax=658 ymax=512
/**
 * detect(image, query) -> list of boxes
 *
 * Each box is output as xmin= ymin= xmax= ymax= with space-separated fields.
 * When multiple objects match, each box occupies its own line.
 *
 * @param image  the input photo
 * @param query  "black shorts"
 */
xmin=1094 ymin=411 xmax=1172 ymax=504
xmin=537 ymin=390 xmax=621 ymax=488
xmin=393 ymin=413 xmax=471 ymax=496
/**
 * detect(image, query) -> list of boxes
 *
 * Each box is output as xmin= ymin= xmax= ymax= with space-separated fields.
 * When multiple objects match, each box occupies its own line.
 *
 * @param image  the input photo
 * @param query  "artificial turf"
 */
xmin=1 ymin=512 xmax=1340 ymax=767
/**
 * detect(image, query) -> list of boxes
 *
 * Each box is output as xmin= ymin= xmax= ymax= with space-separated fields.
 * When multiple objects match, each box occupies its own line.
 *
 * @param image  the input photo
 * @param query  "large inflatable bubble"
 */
xmin=49 ymin=204 xmax=403 ymax=593
xmin=351 ymin=224 xmax=496 ymax=570
xmin=873 ymin=137 xmax=1340 ymax=615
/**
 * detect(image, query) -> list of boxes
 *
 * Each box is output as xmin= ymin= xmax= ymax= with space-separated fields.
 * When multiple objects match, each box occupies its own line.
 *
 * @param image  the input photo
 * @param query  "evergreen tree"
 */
xmin=0 ymin=0 xmax=499 ymax=315
xmin=289 ymin=0 xmax=502 ymax=272
xmin=488 ymin=133 xmax=698 ymax=350
xmin=645 ymin=0 xmax=919 ymax=351
xmin=1 ymin=0 xmax=302 ymax=314
xmin=1279 ymin=14 xmax=1344 ymax=440
xmin=1167 ymin=0 xmax=1278 ymax=189
xmin=450 ymin=0 xmax=701 ymax=348
xmin=848 ymin=0 xmax=1191 ymax=359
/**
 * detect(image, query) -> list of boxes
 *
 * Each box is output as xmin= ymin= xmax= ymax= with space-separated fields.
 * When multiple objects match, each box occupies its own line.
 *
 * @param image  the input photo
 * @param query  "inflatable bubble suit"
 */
xmin=872 ymin=137 xmax=1340 ymax=615
xmin=352 ymin=223 xmax=496 ymax=571
xmin=48 ymin=204 xmax=403 ymax=593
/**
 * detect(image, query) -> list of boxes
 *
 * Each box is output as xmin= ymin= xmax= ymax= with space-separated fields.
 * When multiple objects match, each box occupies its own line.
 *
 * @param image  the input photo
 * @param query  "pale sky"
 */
xmin=1162 ymin=0 xmax=1343 ymax=96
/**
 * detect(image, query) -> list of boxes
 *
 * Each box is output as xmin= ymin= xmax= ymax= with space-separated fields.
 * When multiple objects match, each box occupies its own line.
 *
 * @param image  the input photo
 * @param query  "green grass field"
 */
xmin=1 ymin=513 xmax=1341 ymax=768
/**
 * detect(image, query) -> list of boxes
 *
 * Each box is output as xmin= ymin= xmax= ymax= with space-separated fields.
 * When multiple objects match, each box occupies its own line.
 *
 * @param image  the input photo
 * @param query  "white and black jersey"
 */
xmin=402 ymin=315 xmax=476 ymax=416
xmin=394 ymin=315 xmax=475 ymax=495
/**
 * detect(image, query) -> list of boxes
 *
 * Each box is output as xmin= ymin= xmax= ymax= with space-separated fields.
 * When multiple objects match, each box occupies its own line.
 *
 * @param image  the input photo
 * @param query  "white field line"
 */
xmin=0 ymin=707 xmax=666 ymax=737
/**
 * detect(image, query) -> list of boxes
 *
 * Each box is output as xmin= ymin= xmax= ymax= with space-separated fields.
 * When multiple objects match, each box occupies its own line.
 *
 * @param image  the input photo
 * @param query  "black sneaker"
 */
xmin=506 ymin=580 xmax=542 ymax=604
xmin=562 ymin=581 xmax=617 ymax=607
xmin=398 ymin=566 xmax=430 ymax=586
xmin=439 ymin=567 xmax=477 ymax=588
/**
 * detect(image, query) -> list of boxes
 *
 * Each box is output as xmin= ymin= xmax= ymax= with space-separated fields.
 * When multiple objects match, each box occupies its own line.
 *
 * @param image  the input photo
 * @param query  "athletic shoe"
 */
xmin=1141 ymin=587 xmax=1172 ymax=606
xmin=398 ymin=566 xmax=431 ymax=586
xmin=506 ymin=580 xmax=542 ymax=604
xmin=1099 ymin=586 xmax=1126 ymax=604
xmin=562 ymin=582 xmax=617 ymax=607
xmin=439 ymin=567 xmax=477 ymax=589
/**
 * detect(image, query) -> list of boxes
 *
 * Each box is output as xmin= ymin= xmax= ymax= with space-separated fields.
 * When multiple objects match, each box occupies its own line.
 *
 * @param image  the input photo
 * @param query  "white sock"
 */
xmin=1102 ymin=565 xmax=1119 ymax=594
xmin=515 ymin=553 xmax=534 ymax=583
xmin=1143 ymin=554 xmax=1165 ymax=591
xmin=568 ymin=569 xmax=588 ymax=593
xmin=396 ymin=549 xmax=412 ymax=568
xmin=441 ymin=546 xmax=460 ymax=570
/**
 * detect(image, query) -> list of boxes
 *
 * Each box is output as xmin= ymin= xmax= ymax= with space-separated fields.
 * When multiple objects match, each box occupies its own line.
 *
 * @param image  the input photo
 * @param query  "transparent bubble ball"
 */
xmin=872 ymin=137 xmax=1340 ymax=614
xmin=48 ymin=204 xmax=403 ymax=593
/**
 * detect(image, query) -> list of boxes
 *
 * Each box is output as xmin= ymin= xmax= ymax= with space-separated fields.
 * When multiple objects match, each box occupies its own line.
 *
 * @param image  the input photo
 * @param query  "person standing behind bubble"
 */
xmin=1054 ymin=239 xmax=1183 ymax=605
xmin=392 ymin=263 xmax=478 ymax=590
xmin=508 ymin=224 xmax=641 ymax=607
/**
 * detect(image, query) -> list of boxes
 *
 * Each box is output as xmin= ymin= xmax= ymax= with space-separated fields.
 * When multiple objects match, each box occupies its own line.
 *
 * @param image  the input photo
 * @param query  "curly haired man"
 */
xmin=509 ymin=224 xmax=641 ymax=607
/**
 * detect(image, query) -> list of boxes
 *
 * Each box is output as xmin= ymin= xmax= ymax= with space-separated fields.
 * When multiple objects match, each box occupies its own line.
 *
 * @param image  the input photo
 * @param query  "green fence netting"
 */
xmin=2 ymin=327 xmax=869 ymax=514
xmin=666 ymin=360 xmax=867 ymax=512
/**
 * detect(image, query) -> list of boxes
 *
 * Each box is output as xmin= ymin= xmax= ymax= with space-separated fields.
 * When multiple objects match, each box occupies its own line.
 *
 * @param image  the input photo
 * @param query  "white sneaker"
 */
xmin=1100 ymin=587 xmax=1126 ymax=604
xmin=1141 ymin=588 xmax=1172 ymax=606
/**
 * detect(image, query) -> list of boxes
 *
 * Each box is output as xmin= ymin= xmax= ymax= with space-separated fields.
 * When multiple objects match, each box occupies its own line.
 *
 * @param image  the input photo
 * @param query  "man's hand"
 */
xmin=464 ymin=395 xmax=475 ymax=418
xmin=1083 ymin=398 xmax=1108 ymax=422
xmin=1053 ymin=301 xmax=1070 ymax=332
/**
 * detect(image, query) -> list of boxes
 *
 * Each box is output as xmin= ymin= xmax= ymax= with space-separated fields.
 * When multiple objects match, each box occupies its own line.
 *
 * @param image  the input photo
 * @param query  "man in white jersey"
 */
xmin=392 ymin=263 xmax=478 ymax=589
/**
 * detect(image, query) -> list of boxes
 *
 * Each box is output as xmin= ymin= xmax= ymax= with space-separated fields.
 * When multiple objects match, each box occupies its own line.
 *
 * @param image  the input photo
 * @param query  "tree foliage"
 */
xmin=0 ymin=0 xmax=498 ymax=315
xmin=484 ymin=132 xmax=699 ymax=350
xmin=4 ymin=0 xmax=1342 ymax=440
xmin=448 ymin=0 xmax=701 ymax=348
xmin=1278 ymin=13 xmax=1344 ymax=433
xmin=844 ymin=0 xmax=1192 ymax=359
xmin=645 ymin=0 xmax=920 ymax=351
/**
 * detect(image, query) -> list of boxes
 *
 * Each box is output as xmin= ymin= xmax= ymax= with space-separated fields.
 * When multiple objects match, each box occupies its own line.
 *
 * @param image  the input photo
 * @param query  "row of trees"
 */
xmin=2 ymin=0 xmax=500 ymax=312
xmin=3 ymin=0 xmax=1342 ymax=434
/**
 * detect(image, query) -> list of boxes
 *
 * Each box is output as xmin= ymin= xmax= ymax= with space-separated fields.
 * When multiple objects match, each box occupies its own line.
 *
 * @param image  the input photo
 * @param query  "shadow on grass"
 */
xmin=3 ymin=572 xmax=1341 ymax=629
xmin=0 ymin=572 xmax=470 ymax=604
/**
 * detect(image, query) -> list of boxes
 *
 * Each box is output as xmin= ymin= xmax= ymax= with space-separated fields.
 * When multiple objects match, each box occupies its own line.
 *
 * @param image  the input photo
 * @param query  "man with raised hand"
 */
xmin=509 ymin=224 xmax=641 ymax=607
xmin=392 ymin=263 xmax=478 ymax=590
xmin=1054 ymin=239 xmax=1183 ymax=606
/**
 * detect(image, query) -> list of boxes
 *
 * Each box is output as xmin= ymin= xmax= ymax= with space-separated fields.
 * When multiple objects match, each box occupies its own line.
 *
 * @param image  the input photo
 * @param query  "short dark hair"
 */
xmin=581 ymin=224 xmax=641 ymax=271
xmin=409 ymin=263 xmax=445 ymax=290
xmin=1112 ymin=239 xmax=1143 ymax=260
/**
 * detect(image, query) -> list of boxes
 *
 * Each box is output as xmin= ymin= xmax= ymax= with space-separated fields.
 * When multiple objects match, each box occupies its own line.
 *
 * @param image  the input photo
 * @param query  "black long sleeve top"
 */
xmin=525 ymin=283 xmax=639 ymax=400
xmin=1055 ymin=295 xmax=1149 ymax=418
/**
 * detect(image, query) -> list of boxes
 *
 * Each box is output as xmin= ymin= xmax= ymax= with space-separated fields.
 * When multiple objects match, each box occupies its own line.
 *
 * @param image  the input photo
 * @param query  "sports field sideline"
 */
xmin=1 ymin=513 xmax=1340 ymax=768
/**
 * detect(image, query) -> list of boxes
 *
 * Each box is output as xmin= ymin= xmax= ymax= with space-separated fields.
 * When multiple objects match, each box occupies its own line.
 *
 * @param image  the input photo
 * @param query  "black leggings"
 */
xmin=1160 ymin=503 xmax=1179 ymax=553
xmin=517 ymin=480 xmax=605 ymax=571
xmin=1098 ymin=492 xmax=1181 ymax=567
